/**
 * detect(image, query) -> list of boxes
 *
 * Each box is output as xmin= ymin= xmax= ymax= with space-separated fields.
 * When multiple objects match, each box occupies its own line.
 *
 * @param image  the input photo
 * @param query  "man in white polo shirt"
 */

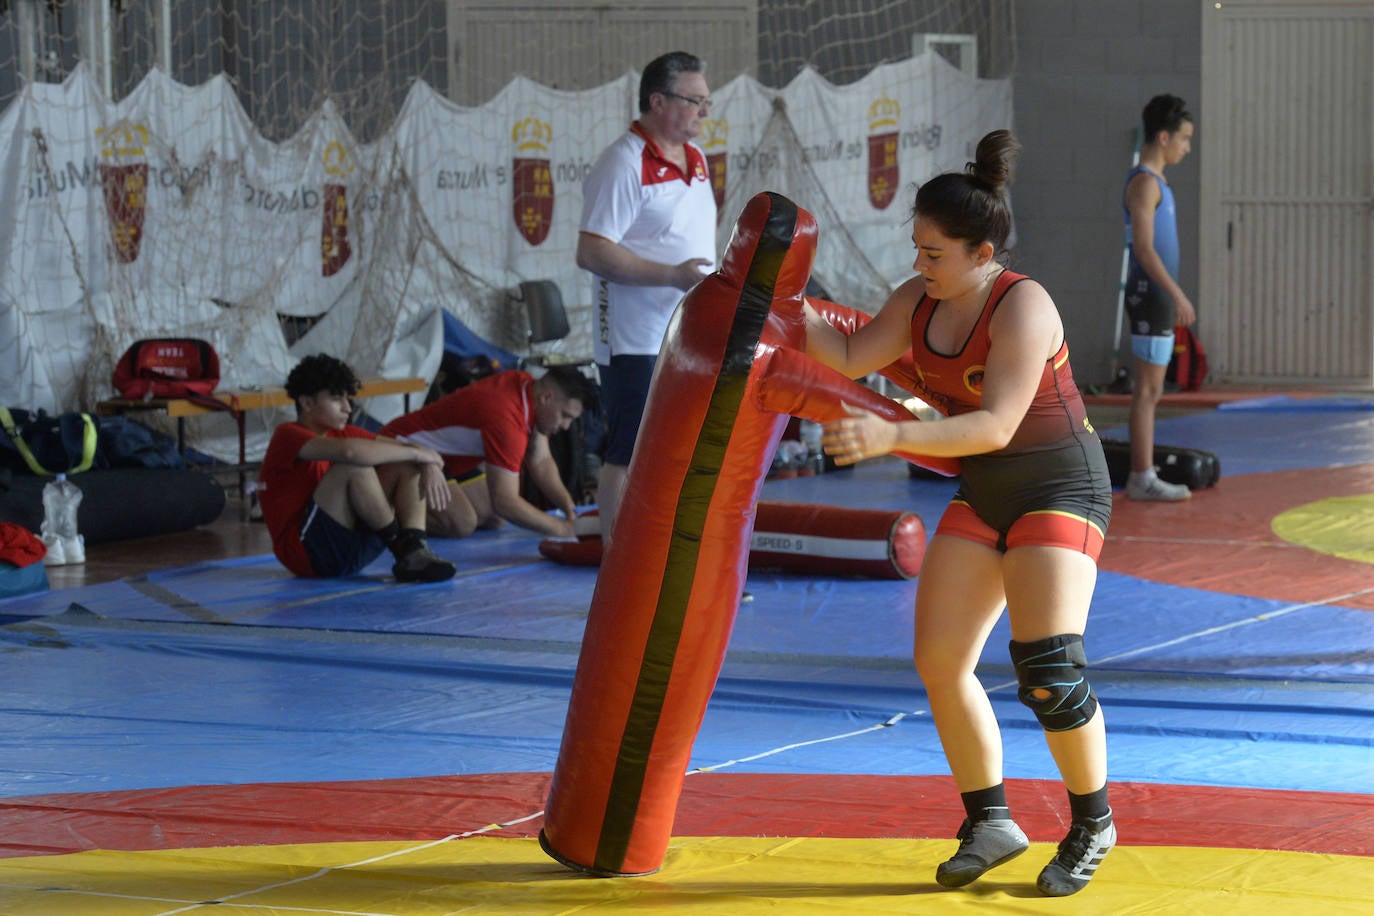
xmin=577 ymin=50 xmax=718 ymax=544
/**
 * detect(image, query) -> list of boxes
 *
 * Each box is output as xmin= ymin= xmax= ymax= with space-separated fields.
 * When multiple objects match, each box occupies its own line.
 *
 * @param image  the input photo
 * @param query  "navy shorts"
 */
xmin=301 ymin=501 xmax=385 ymax=577
xmin=598 ymin=354 xmax=657 ymax=466
xmin=1123 ymin=269 xmax=1175 ymax=338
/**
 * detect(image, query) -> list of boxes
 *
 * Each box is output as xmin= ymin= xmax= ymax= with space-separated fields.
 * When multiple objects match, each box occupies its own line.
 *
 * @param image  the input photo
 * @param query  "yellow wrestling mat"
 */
xmin=1272 ymin=493 xmax=1374 ymax=564
xmin=0 ymin=836 xmax=1371 ymax=914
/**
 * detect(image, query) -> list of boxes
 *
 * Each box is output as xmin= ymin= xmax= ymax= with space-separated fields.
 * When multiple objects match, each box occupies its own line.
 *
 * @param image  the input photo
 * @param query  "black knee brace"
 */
xmin=1009 ymin=634 xmax=1098 ymax=732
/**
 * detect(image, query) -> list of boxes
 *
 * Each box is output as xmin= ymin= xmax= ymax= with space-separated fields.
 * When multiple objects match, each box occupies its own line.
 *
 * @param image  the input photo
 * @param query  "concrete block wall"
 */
xmin=1012 ymin=0 xmax=1201 ymax=386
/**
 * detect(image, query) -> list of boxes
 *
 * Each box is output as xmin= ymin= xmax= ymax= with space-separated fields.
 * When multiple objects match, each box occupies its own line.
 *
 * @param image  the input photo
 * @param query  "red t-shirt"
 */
xmin=258 ymin=422 xmax=377 ymax=575
xmin=380 ymin=370 xmax=535 ymax=479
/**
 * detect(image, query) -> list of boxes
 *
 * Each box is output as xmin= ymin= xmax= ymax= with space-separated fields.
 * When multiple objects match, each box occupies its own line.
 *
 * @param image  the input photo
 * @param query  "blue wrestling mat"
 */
xmin=0 ymin=396 xmax=1370 ymax=801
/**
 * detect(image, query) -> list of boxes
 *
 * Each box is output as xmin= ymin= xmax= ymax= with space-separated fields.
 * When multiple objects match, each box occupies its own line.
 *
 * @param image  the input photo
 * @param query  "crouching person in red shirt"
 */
xmin=380 ymin=365 xmax=596 ymax=541
xmin=258 ymin=353 xmax=457 ymax=583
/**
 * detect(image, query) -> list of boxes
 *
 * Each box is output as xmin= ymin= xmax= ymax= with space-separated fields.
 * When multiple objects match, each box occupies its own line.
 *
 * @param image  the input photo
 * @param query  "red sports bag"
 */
xmin=112 ymin=338 xmax=221 ymax=399
xmin=1167 ymin=325 xmax=1209 ymax=392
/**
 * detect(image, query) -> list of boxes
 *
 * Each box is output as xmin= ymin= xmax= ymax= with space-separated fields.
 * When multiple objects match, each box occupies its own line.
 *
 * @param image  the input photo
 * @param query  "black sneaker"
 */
xmin=392 ymin=544 xmax=456 ymax=583
xmin=935 ymin=816 xmax=1029 ymax=888
xmin=1037 ymin=810 xmax=1116 ymax=896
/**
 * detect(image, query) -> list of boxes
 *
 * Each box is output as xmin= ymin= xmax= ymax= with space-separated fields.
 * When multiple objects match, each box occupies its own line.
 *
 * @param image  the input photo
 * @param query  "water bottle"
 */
xmin=40 ymin=473 xmax=85 ymax=566
xmin=799 ymin=420 xmax=825 ymax=474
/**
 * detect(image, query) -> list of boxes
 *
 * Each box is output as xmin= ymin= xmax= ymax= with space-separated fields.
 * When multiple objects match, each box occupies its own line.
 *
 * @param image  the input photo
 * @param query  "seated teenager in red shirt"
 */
xmin=380 ymin=366 xmax=596 ymax=540
xmin=258 ymin=353 xmax=456 ymax=583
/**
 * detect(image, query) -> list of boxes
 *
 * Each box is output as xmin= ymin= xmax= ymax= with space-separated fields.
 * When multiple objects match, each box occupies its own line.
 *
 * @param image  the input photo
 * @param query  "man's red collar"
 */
xmin=630 ymin=121 xmax=706 ymax=182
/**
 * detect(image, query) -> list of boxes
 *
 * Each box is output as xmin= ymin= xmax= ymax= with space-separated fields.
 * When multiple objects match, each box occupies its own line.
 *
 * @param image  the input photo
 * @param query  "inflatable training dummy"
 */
xmin=540 ymin=191 xmax=954 ymax=877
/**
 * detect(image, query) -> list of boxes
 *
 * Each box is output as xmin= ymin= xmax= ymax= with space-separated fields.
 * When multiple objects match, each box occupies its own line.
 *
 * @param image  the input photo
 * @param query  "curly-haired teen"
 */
xmin=258 ymin=353 xmax=456 ymax=583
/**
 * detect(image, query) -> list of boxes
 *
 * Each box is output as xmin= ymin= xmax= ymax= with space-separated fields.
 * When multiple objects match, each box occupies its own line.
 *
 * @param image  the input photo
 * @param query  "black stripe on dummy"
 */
xmin=595 ymin=193 xmax=799 ymax=872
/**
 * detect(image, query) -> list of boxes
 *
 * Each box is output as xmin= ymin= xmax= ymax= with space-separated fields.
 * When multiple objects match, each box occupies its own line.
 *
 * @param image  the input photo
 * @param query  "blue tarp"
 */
xmin=443 ymin=308 xmax=520 ymax=370
xmin=1 ymin=399 xmax=1371 ymax=798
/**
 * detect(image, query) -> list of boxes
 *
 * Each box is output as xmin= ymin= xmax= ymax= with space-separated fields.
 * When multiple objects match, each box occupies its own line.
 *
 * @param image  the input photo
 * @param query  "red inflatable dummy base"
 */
xmin=540 ymin=501 xmax=926 ymax=580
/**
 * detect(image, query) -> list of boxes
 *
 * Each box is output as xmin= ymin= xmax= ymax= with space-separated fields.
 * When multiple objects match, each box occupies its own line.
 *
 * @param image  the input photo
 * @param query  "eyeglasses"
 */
xmin=662 ymin=91 xmax=712 ymax=112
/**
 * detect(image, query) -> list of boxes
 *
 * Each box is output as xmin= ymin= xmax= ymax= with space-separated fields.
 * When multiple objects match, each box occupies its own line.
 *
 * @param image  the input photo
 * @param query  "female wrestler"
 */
xmin=803 ymin=130 xmax=1115 ymax=897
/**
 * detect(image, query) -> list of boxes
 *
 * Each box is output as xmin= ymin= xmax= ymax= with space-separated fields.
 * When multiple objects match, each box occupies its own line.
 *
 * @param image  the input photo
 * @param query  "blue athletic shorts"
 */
xmin=1131 ymin=334 xmax=1175 ymax=367
xmin=598 ymin=355 xmax=657 ymax=466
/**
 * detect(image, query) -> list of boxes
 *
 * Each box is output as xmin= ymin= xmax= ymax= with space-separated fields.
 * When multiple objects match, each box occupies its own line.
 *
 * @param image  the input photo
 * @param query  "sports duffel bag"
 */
xmin=1100 ymin=438 xmax=1220 ymax=491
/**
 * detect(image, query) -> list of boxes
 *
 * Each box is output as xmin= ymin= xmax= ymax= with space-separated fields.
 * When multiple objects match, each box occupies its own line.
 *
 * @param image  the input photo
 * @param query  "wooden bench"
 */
xmin=95 ymin=376 xmax=428 ymax=500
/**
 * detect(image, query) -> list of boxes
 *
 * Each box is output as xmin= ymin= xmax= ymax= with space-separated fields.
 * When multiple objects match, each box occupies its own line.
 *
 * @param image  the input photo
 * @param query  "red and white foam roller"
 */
xmin=541 ymin=501 xmax=926 ymax=579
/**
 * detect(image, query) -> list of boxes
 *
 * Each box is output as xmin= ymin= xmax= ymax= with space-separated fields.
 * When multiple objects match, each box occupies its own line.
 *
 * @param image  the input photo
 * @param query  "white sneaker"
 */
xmin=41 ymin=536 xmax=66 ymax=566
xmin=1126 ymin=471 xmax=1190 ymax=502
xmin=62 ymin=534 xmax=85 ymax=564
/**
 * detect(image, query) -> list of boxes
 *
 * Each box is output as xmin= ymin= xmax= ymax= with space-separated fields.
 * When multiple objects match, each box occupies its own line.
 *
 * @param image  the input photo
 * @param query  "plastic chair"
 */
xmin=512 ymin=280 xmax=590 ymax=368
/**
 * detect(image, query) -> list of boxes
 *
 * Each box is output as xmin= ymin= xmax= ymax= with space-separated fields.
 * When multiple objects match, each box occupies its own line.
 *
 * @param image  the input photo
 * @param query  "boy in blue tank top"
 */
xmin=1122 ymin=94 xmax=1196 ymax=501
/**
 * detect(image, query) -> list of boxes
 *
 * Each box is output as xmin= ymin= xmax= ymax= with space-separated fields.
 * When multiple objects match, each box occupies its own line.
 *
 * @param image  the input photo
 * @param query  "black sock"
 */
xmin=392 ymin=527 xmax=434 ymax=561
xmin=374 ymin=520 xmax=401 ymax=546
xmin=1067 ymin=786 xmax=1111 ymax=823
xmin=960 ymin=783 xmax=1010 ymax=822
xmin=379 ymin=521 xmax=428 ymax=561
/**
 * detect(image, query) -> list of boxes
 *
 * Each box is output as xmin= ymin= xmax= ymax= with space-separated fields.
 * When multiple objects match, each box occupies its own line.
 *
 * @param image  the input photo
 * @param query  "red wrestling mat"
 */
xmin=2 ymin=773 xmax=1370 ymax=859
xmin=1081 ymin=385 xmax=1343 ymax=410
xmin=1100 ymin=464 xmax=1374 ymax=610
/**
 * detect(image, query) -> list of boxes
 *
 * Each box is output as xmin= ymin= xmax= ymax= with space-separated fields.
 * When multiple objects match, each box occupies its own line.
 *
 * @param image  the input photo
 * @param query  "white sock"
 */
xmin=1128 ymin=468 xmax=1157 ymax=486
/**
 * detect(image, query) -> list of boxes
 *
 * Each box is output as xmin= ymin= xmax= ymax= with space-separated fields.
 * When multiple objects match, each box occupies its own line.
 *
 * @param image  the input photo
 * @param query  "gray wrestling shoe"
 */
xmin=392 ymin=543 xmax=456 ymax=583
xmin=1037 ymin=810 xmax=1116 ymax=896
xmin=935 ymin=816 xmax=1030 ymax=888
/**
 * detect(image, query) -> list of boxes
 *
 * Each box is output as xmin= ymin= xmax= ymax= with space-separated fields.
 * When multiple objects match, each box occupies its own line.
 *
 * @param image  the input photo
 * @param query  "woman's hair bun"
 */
xmin=964 ymin=129 xmax=1021 ymax=192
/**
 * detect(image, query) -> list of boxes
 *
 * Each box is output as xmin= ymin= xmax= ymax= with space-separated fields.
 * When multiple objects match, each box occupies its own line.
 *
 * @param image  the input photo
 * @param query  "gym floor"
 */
xmin=1 ymin=389 xmax=1371 ymax=914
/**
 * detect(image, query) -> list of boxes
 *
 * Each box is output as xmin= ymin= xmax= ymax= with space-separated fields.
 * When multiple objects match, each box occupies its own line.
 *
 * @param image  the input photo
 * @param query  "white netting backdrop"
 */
xmin=0 ymin=0 xmax=1014 ymax=462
